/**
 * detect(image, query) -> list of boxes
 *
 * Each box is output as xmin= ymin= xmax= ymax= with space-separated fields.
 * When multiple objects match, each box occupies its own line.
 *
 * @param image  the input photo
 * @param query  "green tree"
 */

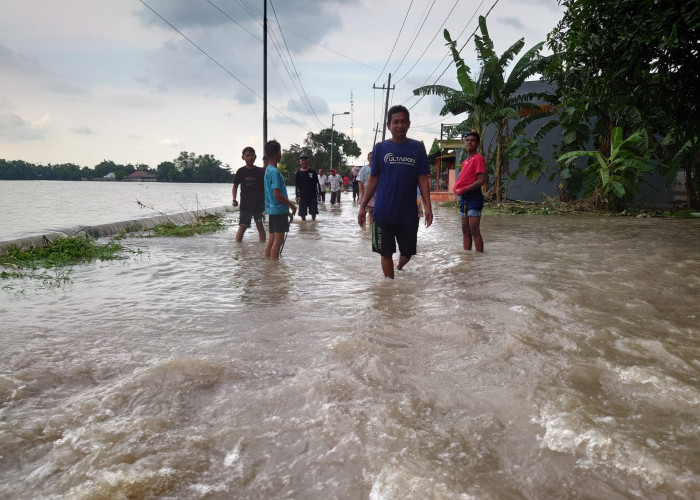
xmin=414 ymin=17 xmax=547 ymax=201
xmin=547 ymin=0 xmax=699 ymax=207
xmin=308 ymin=129 xmax=361 ymax=176
xmin=93 ymin=160 xmax=118 ymax=178
xmin=175 ymin=151 xmax=196 ymax=183
xmin=283 ymin=130 xmax=361 ymax=179
xmin=559 ymin=127 xmax=653 ymax=210
xmin=413 ymin=29 xmax=489 ymax=152
xmin=157 ymin=161 xmax=182 ymax=182
xmin=195 ymin=154 xmax=232 ymax=183
xmin=0 ymin=159 xmax=38 ymax=180
xmin=49 ymin=163 xmax=82 ymax=181
xmin=280 ymin=144 xmax=305 ymax=184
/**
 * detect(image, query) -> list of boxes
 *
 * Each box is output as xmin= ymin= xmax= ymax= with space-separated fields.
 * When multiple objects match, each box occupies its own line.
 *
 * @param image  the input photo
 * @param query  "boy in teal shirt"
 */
xmin=263 ymin=140 xmax=297 ymax=259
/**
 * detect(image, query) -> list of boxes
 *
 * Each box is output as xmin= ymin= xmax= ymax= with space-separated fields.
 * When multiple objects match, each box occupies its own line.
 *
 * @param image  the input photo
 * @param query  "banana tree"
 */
xmin=558 ymin=127 xmax=653 ymax=209
xmin=413 ymin=29 xmax=490 ymax=154
xmin=474 ymin=17 xmax=545 ymax=201
xmin=414 ymin=16 xmax=546 ymax=201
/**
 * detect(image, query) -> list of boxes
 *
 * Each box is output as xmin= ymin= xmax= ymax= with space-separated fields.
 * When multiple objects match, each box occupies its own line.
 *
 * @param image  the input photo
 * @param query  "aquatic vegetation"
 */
xmin=0 ymin=234 xmax=133 ymax=288
xmin=0 ymin=234 xmax=129 ymax=268
xmin=143 ymin=213 xmax=229 ymax=237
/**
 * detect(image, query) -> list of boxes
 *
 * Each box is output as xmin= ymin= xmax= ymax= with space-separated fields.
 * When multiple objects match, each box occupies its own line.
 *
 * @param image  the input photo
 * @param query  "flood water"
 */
xmin=1 ymin=182 xmax=699 ymax=499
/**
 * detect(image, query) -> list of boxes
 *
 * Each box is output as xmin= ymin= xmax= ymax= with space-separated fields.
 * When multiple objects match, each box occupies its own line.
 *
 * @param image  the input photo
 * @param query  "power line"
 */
xmin=234 ymin=0 xmax=261 ymax=20
xmin=407 ymin=0 xmax=500 ymax=112
xmin=282 ymin=28 xmax=377 ymax=71
xmin=266 ymin=35 xmax=316 ymax=132
xmin=402 ymin=0 xmax=487 ymax=104
xmin=394 ymin=0 xmax=465 ymax=85
xmin=269 ymin=0 xmax=326 ymax=128
xmin=138 ymin=0 xmax=307 ymax=130
xmin=232 ymin=0 xmax=377 ymax=72
xmin=374 ymin=0 xmax=413 ymax=84
xmin=390 ymin=0 xmax=437 ymax=80
xmin=206 ymin=0 xmax=261 ymax=41
xmin=202 ymin=0 xmax=315 ymax=131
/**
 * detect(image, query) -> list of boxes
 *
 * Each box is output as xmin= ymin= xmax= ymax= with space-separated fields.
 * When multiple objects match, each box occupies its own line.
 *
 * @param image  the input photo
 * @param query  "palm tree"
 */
xmin=413 ymin=29 xmax=489 ymax=153
xmin=414 ymin=16 xmax=546 ymax=202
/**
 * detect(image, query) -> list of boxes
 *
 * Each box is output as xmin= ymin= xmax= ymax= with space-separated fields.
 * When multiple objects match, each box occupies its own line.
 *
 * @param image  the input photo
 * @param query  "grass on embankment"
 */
xmin=0 ymin=234 xmax=132 ymax=288
xmin=141 ymin=213 xmax=229 ymax=237
xmin=440 ymin=198 xmax=699 ymax=217
xmin=0 ymin=214 xmax=229 ymax=289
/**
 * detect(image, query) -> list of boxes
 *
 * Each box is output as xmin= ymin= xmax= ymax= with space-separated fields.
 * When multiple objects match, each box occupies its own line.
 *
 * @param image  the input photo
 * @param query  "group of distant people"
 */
xmin=231 ymin=105 xmax=486 ymax=278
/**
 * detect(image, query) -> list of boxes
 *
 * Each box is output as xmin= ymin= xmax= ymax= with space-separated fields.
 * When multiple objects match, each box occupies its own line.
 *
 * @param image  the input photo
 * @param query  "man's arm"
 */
xmin=455 ymin=172 xmax=486 ymax=195
xmin=232 ymin=183 xmax=239 ymax=207
xmin=418 ymin=174 xmax=433 ymax=228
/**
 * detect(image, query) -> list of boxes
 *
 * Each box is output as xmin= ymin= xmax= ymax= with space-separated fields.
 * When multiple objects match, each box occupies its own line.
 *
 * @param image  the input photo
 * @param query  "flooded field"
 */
xmin=1 ymin=186 xmax=698 ymax=499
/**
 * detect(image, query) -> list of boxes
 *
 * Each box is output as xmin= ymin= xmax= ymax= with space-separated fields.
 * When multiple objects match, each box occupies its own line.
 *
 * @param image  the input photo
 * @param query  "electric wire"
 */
xmin=138 ymin=0 xmax=307 ymax=130
xmin=269 ymin=0 xmax=327 ymax=128
xmin=267 ymin=35 xmax=316 ymax=132
xmin=216 ymin=0 xmax=358 ymax=128
xmin=374 ymin=0 xmax=413 ymax=84
xmin=206 ymin=0 xmax=261 ymax=41
xmin=279 ymin=28 xmax=377 ymax=71
xmin=407 ymin=0 xmax=500 ymax=112
xmin=236 ymin=0 xmax=375 ymax=71
xmin=394 ymin=0 xmax=465 ymax=85
xmin=207 ymin=0 xmax=320 ymax=131
xmin=266 ymin=28 xmax=317 ymax=131
xmin=235 ymin=0 xmax=260 ymax=20
xmin=389 ymin=0 xmax=438 ymax=80
xmin=203 ymin=0 xmax=315 ymax=131
xmin=401 ymin=0 xmax=485 ymax=107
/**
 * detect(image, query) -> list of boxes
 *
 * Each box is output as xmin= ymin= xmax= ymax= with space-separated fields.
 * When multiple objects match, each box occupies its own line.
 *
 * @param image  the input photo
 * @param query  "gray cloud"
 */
xmin=499 ymin=17 xmax=525 ymax=30
xmin=287 ymin=95 xmax=329 ymax=117
xmin=70 ymin=126 xmax=95 ymax=135
xmin=0 ymin=44 xmax=45 ymax=76
xmin=47 ymin=82 xmax=92 ymax=96
xmin=0 ymin=111 xmax=51 ymax=141
xmin=134 ymin=0 xmax=358 ymax=104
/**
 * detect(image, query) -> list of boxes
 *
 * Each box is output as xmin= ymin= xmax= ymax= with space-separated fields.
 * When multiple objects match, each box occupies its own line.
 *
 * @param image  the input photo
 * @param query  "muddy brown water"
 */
xmin=1 ymin=183 xmax=698 ymax=498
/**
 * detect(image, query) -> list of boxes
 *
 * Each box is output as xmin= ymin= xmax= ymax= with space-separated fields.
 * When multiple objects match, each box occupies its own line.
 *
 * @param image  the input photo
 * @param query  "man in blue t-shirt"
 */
xmin=264 ymin=140 xmax=297 ymax=259
xmin=357 ymin=105 xmax=433 ymax=278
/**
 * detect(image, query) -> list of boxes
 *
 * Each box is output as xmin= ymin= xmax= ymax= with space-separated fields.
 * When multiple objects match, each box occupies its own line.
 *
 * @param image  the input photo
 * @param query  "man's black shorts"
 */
xmin=268 ymin=213 xmax=290 ymax=234
xmin=371 ymin=219 xmax=419 ymax=257
xmin=238 ymin=210 xmax=264 ymax=228
xmin=298 ymin=195 xmax=318 ymax=217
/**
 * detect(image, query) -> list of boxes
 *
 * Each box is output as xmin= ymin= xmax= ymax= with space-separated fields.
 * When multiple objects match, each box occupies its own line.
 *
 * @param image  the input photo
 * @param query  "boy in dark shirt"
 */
xmin=232 ymin=146 xmax=266 ymax=242
xmin=294 ymin=153 xmax=322 ymax=221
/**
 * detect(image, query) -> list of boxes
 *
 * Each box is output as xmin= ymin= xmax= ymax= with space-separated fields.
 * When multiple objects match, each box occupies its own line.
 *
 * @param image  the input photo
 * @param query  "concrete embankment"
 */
xmin=0 ymin=205 xmax=235 ymax=255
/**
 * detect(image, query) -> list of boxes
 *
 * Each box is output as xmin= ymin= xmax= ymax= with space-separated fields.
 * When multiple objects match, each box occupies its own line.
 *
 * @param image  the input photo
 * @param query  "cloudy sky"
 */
xmin=1 ymin=0 xmax=564 ymax=169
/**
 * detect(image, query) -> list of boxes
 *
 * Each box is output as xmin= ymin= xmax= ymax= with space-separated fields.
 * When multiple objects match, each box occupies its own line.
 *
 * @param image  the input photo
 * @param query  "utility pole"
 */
xmin=372 ymin=73 xmax=394 ymax=141
xmin=263 ymin=0 xmax=268 ymax=148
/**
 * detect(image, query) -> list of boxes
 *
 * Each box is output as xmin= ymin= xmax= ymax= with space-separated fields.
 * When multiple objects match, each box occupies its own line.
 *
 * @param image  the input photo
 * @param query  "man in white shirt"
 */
xmin=357 ymin=151 xmax=374 ymax=224
xmin=317 ymin=168 xmax=328 ymax=203
xmin=328 ymin=169 xmax=343 ymax=205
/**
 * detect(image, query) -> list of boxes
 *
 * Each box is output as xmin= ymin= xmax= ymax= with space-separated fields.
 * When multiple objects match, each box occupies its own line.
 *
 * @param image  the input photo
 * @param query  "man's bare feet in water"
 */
xmin=396 ymin=255 xmax=411 ymax=271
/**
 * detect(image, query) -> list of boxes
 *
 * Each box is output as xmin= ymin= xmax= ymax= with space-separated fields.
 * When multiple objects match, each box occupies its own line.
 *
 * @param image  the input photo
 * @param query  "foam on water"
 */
xmin=1 ymin=196 xmax=699 ymax=498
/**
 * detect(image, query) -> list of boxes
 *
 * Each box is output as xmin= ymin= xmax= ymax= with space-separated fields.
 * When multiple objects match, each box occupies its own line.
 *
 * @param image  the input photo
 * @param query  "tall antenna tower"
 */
xmin=350 ymin=90 xmax=354 ymax=140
